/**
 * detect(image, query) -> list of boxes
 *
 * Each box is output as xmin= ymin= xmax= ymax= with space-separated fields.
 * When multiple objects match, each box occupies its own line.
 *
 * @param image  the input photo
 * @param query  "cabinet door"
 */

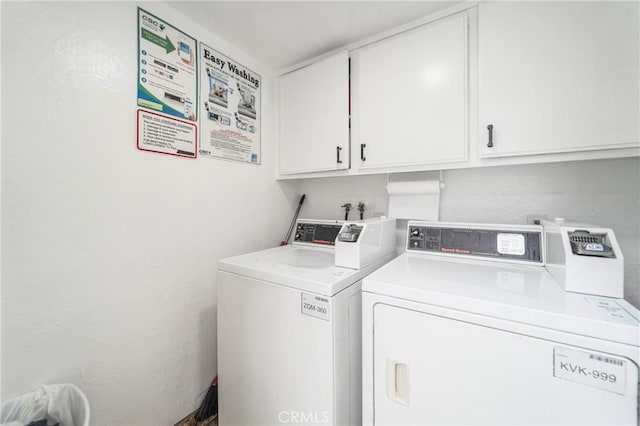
xmin=279 ymin=51 xmax=349 ymax=174
xmin=353 ymin=14 xmax=467 ymax=170
xmin=479 ymin=1 xmax=640 ymax=157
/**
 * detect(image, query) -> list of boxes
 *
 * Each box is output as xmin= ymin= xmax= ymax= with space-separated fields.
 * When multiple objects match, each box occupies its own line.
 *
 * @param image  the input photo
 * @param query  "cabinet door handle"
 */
xmin=360 ymin=143 xmax=367 ymax=161
xmin=336 ymin=146 xmax=343 ymax=164
xmin=487 ymin=124 xmax=494 ymax=148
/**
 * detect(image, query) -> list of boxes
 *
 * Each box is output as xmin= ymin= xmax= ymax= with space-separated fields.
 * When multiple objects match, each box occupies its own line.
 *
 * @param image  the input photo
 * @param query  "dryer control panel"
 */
xmin=407 ymin=222 xmax=543 ymax=263
xmin=293 ymin=220 xmax=344 ymax=246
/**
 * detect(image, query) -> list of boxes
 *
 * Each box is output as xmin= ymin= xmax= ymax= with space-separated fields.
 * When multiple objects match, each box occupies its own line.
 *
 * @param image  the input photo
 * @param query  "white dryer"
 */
xmin=217 ymin=218 xmax=396 ymax=426
xmin=362 ymin=221 xmax=639 ymax=425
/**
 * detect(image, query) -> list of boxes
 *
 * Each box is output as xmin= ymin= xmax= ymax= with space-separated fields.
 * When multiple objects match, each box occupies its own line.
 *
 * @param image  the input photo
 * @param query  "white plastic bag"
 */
xmin=1 ymin=384 xmax=89 ymax=426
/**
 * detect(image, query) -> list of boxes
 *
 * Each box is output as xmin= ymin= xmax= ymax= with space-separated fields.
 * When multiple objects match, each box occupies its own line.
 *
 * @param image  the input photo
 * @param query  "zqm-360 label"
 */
xmin=301 ymin=293 xmax=330 ymax=321
xmin=553 ymin=347 xmax=627 ymax=395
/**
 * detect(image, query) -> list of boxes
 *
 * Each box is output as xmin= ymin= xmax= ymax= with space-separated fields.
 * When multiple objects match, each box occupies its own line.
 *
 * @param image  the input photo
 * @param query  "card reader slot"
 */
xmin=568 ymin=230 xmax=615 ymax=258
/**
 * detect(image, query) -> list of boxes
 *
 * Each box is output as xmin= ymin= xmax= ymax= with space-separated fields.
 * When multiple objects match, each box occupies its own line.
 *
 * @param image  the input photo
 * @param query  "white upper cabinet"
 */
xmin=478 ymin=1 xmax=640 ymax=158
xmin=279 ymin=50 xmax=349 ymax=175
xmin=352 ymin=13 xmax=468 ymax=170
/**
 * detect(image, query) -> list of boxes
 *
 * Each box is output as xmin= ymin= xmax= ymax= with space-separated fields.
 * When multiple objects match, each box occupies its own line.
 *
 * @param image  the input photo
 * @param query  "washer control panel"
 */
xmin=407 ymin=222 xmax=543 ymax=263
xmin=294 ymin=221 xmax=343 ymax=246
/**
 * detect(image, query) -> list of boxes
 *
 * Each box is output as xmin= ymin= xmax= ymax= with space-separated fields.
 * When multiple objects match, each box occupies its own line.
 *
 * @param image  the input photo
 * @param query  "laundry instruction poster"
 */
xmin=136 ymin=109 xmax=197 ymax=158
xmin=136 ymin=8 xmax=198 ymax=158
xmin=199 ymin=42 xmax=261 ymax=164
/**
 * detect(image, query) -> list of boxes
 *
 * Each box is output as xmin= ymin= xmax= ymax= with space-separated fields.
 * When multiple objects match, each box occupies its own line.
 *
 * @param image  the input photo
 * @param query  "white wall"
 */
xmin=299 ymin=158 xmax=640 ymax=308
xmin=1 ymin=2 xmax=300 ymax=424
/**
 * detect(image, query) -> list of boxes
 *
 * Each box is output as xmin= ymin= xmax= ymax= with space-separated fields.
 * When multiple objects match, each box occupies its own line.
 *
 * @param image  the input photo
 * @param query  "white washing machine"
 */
xmin=217 ymin=218 xmax=396 ymax=426
xmin=362 ymin=221 xmax=640 ymax=425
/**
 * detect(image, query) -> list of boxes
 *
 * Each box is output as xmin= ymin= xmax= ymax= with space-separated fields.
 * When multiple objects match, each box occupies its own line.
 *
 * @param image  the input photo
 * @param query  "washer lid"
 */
xmin=218 ymin=244 xmax=395 ymax=296
xmin=363 ymin=253 xmax=640 ymax=346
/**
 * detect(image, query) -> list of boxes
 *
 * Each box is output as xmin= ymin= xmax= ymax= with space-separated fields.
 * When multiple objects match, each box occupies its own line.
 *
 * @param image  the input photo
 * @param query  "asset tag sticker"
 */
xmin=301 ymin=293 xmax=330 ymax=321
xmin=497 ymin=233 xmax=525 ymax=256
xmin=553 ymin=347 xmax=627 ymax=395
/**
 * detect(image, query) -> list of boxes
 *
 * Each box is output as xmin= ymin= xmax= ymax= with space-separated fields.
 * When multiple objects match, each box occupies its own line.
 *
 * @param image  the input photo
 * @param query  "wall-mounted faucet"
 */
xmin=341 ymin=203 xmax=352 ymax=220
xmin=357 ymin=202 xmax=366 ymax=220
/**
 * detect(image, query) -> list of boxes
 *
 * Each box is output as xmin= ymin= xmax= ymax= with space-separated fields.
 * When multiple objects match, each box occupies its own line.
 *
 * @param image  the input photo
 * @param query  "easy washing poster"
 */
xmin=136 ymin=8 xmax=198 ymax=158
xmin=199 ymin=42 xmax=262 ymax=164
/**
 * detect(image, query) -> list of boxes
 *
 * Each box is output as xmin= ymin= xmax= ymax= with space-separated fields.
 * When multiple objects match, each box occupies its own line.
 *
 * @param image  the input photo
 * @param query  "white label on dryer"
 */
xmin=496 ymin=233 xmax=525 ymax=255
xmin=301 ymin=293 xmax=330 ymax=321
xmin=553 ymin=347 xmax=626 ymax=395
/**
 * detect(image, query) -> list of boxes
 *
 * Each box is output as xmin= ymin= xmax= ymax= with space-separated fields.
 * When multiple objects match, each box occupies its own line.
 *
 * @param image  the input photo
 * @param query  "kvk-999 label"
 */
xmin=554 ymin=347 xmax=627 ymax=395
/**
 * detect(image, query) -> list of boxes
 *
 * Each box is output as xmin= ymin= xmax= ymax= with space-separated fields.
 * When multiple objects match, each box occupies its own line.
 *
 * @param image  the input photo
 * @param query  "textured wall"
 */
xmin=300 ymin=158 xmax=640 ymax=307
xmin=1 ymin=2 xmax=299 ymax=424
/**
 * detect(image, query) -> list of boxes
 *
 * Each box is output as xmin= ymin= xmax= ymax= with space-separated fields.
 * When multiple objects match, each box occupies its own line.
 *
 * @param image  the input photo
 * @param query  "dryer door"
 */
xmin=373 ymin=303 xmax=638 ymax=425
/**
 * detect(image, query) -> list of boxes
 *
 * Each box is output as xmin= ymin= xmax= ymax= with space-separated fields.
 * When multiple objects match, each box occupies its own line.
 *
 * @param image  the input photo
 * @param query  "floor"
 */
xmin=174 ymin=412 xmax=218 ymax=426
